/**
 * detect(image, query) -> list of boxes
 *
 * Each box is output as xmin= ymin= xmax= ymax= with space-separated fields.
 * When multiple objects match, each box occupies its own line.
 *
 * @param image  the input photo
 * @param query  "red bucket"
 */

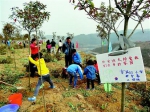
xmin=8 ymin=93 xmax=22 ymax=106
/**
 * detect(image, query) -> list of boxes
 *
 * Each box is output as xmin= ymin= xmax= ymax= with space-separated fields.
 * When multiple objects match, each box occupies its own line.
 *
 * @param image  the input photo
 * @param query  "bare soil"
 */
xmin=0 ymin=48 xmax=150 ymax=112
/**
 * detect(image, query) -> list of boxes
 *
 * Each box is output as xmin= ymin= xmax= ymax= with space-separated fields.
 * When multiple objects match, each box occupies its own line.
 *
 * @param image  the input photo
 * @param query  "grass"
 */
xmin=62 ymin=91 xmax=76 ymax=98
xmin=145 ymin=70 xmax=150 ymax=74
xmin=0 ymin=101 xmax=7 ymax=107
xmin=0 ymin=43 xmax=150 ymax=112
xmin=80 ymin=89 xmax=90 ymax=97
xmin=101 ymin=103 xmax=108 ymax=110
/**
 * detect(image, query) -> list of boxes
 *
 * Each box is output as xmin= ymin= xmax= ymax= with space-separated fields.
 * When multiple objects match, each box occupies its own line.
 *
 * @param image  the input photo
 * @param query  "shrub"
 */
xmin=12 ymin=44 xmax=23 ymax=49
xmin=41 ymin=49 xmax=46 ymax=53
xmin=43 ymin=53 xmax=58 ymax=62
xmin=0 ymin=45 xmax=7 ymax=55
xmin=50 ymin=68 xmax=61 ymax=78
xmin=141 ymin=88 xmax=150 ymax=107
xmin=55 ymin=53 xmax=63 ymax=61
xmin=43 ymin=53 xmax=53 ymax=62
xmin=0 ymin=56 xmax=13 ymax=64
xmin=0 ymin=69 xmax=23 ymax=85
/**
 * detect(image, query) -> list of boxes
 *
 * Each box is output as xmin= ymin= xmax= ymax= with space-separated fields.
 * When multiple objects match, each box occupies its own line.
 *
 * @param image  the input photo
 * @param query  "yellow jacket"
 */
xmin=29 ymin=56 xmax=49 ymax=76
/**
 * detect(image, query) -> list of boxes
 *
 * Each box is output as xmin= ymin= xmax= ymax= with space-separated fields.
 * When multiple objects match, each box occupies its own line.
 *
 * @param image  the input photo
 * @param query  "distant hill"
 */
xmin=91 ymin=41 xmax=150 ymax=67
xmin=92 ymin=41 xmax=150 ymax=54
xmin=45 ymin=29 xmax=150 ymax=49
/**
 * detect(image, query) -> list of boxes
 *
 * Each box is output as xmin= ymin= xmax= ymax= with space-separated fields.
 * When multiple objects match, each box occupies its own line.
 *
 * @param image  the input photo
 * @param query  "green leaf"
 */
xmin=74 ymin=5 xmax=78 ymax=10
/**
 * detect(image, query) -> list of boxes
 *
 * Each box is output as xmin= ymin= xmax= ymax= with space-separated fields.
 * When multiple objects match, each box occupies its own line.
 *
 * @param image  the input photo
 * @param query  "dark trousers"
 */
xmin=57 ymin=47 xmax=62 ymax=53
xmin=65 ymin=55 xmax=72 ymax=67
xmin=87 ymin=78 xmax=94 ymax=89
xmin=29 ymin=54 xmax=37 ymax=77
xmin=96 ymin=73 xmax=101 ymax=84
xmin=47 ymin=48 xmax=51 ymax=53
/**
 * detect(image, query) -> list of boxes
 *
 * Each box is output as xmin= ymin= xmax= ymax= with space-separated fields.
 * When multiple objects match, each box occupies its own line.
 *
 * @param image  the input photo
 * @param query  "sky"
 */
xmin=0 ymin=0 xmax=150 ymax=36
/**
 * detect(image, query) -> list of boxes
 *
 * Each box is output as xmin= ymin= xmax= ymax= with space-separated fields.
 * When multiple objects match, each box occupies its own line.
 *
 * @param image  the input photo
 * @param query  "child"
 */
xmin=93 ymin=60 xmax=101 ymax=85
xmin=46 ymin=40 xmax=51 ymax=53
xmin=67 ymin=64 xmax=83 ymax=88
xmin=72 ymin=49 xmax=82 ymax=68
xmin=84 ymin=60 xmax=96 ymax=90
xmin=28 ymin=52 xmax=55 ymax=102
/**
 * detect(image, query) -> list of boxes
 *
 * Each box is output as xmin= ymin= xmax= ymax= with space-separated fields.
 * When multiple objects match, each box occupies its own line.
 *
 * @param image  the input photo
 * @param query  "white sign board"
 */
xmin=96 ymin=47 xmax=146 ymax=83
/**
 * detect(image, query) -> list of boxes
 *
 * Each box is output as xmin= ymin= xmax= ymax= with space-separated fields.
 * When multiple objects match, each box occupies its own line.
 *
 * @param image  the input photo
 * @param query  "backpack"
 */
xmin=47 ymin=44 xmax=51 ymax=49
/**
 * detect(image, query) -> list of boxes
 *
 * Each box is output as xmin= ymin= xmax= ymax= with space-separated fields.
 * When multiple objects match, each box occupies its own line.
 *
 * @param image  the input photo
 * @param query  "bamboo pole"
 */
xmin=36 ymin=28 xmax=46 ymax=112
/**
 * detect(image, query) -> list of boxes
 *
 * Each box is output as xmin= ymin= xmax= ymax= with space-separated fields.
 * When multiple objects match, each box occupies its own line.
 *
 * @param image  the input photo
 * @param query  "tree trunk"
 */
xmin=107 ymin=29 xmax=111 ymax=52
xmin=123 ymin=16 xmax=129 ymax=37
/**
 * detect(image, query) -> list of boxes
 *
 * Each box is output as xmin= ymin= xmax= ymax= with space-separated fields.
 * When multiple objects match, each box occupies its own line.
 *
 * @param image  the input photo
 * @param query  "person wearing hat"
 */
xmin=28 ymin=52 xmax=55 ymax=102
xmin=62 ymin=37 xmax=74 ymax=67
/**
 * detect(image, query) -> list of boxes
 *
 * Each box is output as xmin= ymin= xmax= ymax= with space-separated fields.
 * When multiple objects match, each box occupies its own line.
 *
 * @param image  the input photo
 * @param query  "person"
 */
xmin=83 ymin=60 xmax=96 ymax=90
xmin=23 ymin=41 xmax=26 ymax=48
xmin=51 ymin=39 xmax=56 ymax=54
xmin=93 ymin=60 xmax=101 ymax=85
xmin=57 ymin=40 xmax=63 ymax=53
xmin=62 ymin=37 xmax=74 ymax=67
xmin=29 ymin=38 xmax=40 ymax=77
xmin=7 ymin=40 xmax=11 ymax=47
xmin=46 ymin=40 xmax=51 ymax=53
xmin=66 ymin=64 xmax=83 ymax=88
xmin=72 ymin=49 xmax=82 ymax=68
xmin=28 ymin=52 xmax=55 ymax=102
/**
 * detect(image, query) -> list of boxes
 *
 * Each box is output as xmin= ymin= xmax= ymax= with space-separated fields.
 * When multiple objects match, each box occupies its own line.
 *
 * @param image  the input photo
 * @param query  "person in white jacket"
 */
xmin=57 ymin=40 xmax=63 ymax=53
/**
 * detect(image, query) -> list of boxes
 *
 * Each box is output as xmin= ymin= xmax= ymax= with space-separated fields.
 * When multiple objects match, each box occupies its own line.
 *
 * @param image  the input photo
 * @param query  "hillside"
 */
xmin=92 ymin=41 xmax=150 ymax=67
xmin=0 ymin=44 xmax=150 ymax=112
xmin=45 ymin=29 xmax=150 ymax=50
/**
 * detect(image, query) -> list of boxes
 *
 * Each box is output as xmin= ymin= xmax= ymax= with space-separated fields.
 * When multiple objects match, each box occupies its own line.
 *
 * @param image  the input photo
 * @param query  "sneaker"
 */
xmin=28 ymin=96 xmax=36 ymax=102
xmin=50 ymin=86 xmax=55 ymax=89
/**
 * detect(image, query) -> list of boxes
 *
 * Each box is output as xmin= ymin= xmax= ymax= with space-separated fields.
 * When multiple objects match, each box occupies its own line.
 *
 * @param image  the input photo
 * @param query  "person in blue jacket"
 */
xmin=67 ymin=64 xmax=83 ymax=88
xmin=84 ymin=60 xmax=96 ymax=90
xmin=7 ymin=40 xmax=11 ymax=47
xmin=72 ymin=49 xmax=82 ymax=68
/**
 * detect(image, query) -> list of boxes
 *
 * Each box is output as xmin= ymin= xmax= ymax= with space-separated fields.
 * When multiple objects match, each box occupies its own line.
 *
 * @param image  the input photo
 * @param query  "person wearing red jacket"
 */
xmin=93 ymin=60 xmax=101 ymax=85
xmin=29 ymin=38 xmax=40 ymax=77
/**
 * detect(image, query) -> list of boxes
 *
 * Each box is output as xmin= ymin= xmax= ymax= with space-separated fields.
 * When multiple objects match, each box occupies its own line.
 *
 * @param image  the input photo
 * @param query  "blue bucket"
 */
xmin=0 ymin=104 xmax=19 ymax=112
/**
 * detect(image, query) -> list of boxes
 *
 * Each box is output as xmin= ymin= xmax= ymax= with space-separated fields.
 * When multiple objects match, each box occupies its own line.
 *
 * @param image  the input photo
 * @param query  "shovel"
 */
xmin=0 ymin=81 xmax=24 ymax=90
